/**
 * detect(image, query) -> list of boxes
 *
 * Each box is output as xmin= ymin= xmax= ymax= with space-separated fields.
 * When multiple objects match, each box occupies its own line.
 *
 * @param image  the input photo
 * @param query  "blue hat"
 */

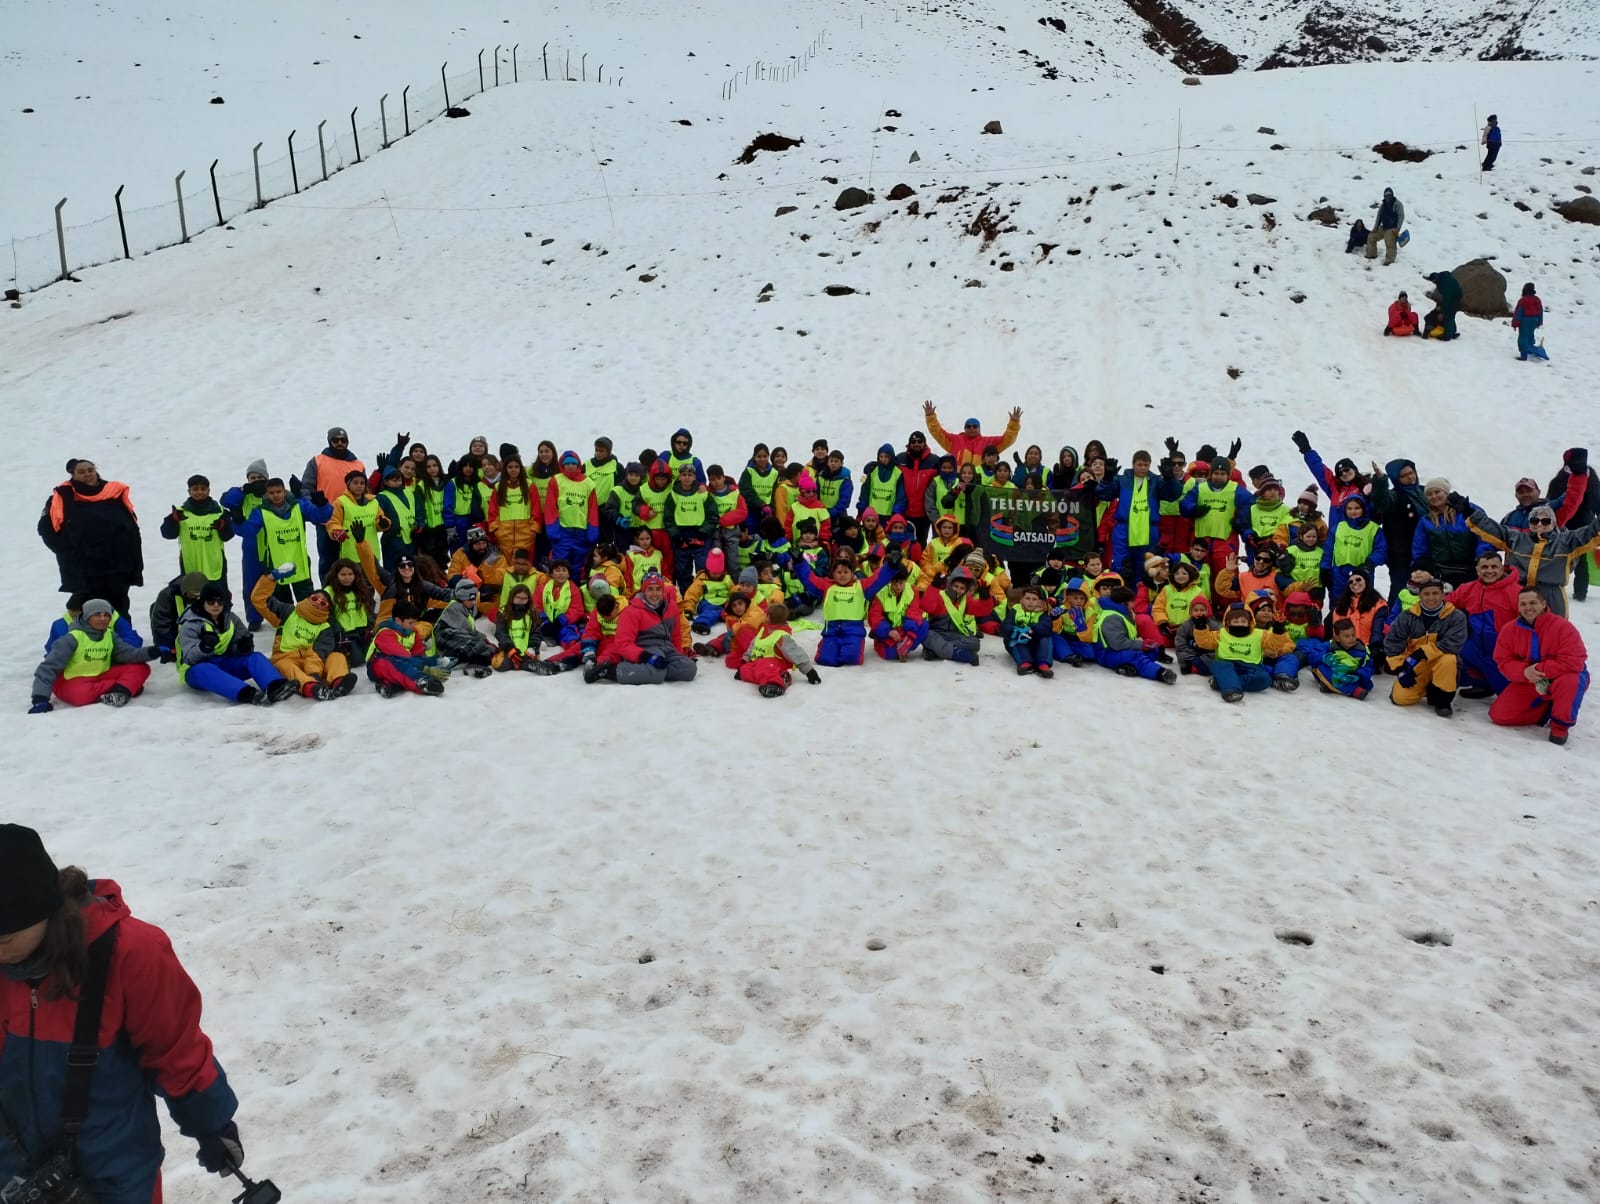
xmin=964 ymin=416 xmax=980 ymax=428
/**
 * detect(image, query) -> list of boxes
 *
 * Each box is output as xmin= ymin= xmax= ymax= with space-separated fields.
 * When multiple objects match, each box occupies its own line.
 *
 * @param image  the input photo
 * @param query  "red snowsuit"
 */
xmin=1491 ymin=609 xmax=1589 ymax=736
xmin=368 ymin=623 xmax=429 ymax=693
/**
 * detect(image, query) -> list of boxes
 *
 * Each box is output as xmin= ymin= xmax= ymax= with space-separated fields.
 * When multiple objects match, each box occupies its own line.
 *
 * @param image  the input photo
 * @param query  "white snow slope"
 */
xmin=4 ymin=2 xmax=1600 ymax=1202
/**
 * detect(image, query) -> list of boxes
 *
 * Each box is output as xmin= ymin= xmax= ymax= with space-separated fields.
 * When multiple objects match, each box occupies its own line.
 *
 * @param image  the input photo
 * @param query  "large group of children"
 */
xmin=32 ymin=408 xmax=1595 ymax=743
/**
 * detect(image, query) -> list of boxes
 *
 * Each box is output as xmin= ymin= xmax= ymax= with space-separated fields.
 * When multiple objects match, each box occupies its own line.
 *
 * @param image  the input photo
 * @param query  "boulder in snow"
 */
xmin=1553 ymin=196 xmax=1600 ymax=225
xmin=446 ymin=106 xmax=471 ymax=118
xmin=835 ymin=187 xmax=873 ymax=210
xmin=1246 ymin=193 xmax=1276 ymax=205
xmin=887 ymin=183 xmax=916 ymax=201
xmin=1450 ymin=259 xmax=1511 ymax=317
xmin=982 ymin=120 xmax=1003 ymax=135
xmin=1305 ymin=205 xmax=1340 ymax=226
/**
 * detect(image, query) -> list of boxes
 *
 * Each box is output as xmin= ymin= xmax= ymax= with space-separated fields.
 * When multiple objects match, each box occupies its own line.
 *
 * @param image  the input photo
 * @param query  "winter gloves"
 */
xmin=804 ymin=669 xmax=822 ymax=685
xmin=1396 ymin=657 xmax=1420 ymax=689
xmin=28 ymin=698 xmax=52 ymax=714
xmin=1291 ymin=430 xmax=1311 ymax=454
xmin=1446 ymin=491 xmax=1473 ymax=516
xmin=1227 ymin=438 xmax=1243 ymax=460
xmin=196 ymin=1122 xmax=244 ymax=1174
xmin=349 ymin=520 xmax=367 ymax=543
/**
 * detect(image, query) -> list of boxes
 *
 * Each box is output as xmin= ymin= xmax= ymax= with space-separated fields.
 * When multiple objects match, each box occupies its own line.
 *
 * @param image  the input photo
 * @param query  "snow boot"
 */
xmin=333 ymin=673 xmax=358 ymax=696
xmin=692 ymin=621 xmax=712 ymax=635
xmin=1221 ymin=689 xmax=1244 ymax=703
xmin=1035 ymin=663 xmax=1054 ymax=678
xmin=758 ymin=683 xmax=785 ymax=698
xmin=1272 ymin=675 xmax=1299 ymax=692
xmin=462 ymin=663 xmax=493 ymax=679
xmin=1114 ymin=664 xmax=1139 ymax=677
xmin=374 ymin=682 xmax=400 ymax=699
xmin=266 ymin=678 xmax=299 ymax=704
xmin=1016 ymin=662 xmax=1034 ymax=676
xmin=1458 ymin=685 xmax=1494 ymax=700
xmin=692 ymin=642 xmax=716 ymax=657
xmin=418 ymin=677 xmax=445 ymax=697
xmin=1550 ymin=727 xmax=1569 ymax=746
xmin=1156 ymin=668 xmax=1178 ymax=685
xmin=99 ymin=685 xmax=133 ymax=708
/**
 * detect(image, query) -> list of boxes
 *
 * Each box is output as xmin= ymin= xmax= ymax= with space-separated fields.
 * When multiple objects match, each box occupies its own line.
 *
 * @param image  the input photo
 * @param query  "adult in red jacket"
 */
xmin=896 ymin=431 xmax=940 ymax=545
xmin=1491 ymin=587 xmax=1589 ymax=745
xmin=611 ymin=572 xmax=697 ymax=684
xmin=1451 ymin=553 xmax=1522 ymax=696
xmin=37 ymin=459 xmax=144 ymax=620
xmin=0 ymin=826 xmax=243 ymax=1204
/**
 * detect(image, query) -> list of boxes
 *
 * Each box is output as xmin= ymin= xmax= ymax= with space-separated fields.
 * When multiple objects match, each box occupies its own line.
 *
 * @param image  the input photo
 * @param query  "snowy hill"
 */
xmin=5 ymin=2 xmax=1600 ymax=1202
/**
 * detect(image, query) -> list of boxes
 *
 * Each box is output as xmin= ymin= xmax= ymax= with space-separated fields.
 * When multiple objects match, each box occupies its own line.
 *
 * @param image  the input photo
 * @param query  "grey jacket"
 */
xmin=1175 ymin=617 xmax=1219 ymax=671
xmin=177 ymin=608 xmax=253 ymax=668
xmin=744 ymin=629 xmax=815 ymax=673
xmin=1467 ymin=506 xmax=1600 ymax=614
xmin=433 ymin=600 xmax=494 ymax=657
xmin=32 ymin=619 xmax=155 ymax=700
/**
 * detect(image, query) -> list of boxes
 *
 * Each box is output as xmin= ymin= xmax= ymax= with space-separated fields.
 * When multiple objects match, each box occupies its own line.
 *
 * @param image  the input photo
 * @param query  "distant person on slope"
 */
xmin=921 ymin=402 xmax=1022 ymax=469
xmin=1481 ymin=114 xmax=1502 ymax=171
xmin=1423 ymin=270 xmax=1463 ymax=340
xmin=1512 ymin=282 xmax=1548 ymax=361
xmin=1384 ymin=291 xmax=1421 ymax=337
xmin=1365 ymin=187 xmax=1405 ymax=265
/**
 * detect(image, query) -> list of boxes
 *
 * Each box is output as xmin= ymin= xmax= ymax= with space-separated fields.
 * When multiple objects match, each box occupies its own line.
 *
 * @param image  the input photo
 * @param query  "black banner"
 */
xmin=976 ymin=485 xmax=1092 ymax=558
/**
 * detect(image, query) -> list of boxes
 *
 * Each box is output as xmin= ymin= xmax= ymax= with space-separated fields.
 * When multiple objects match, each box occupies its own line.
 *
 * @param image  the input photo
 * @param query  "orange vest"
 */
xmin=316 ymin=453 xmax=367 ymax=505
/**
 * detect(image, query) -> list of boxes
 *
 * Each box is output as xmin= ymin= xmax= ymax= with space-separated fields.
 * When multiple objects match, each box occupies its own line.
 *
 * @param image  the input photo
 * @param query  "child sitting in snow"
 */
xmin=1002 ymin=584 xmax=1058 ymax=678
xmin=1312 ymin=618 xmax=1375 ymax=699
xmin=368 ymin=601 xmax=451 ymax=697
xmin=1093 ymin=586 xmax=1177 ymax=684
xmin=733 ymin=603 xmax=822 ymax=698
xmin=1174 ymin=595 xmax=1220 ymax=676
xmin=1051 ymin=577 xmax=1095 ymax=666
xmin=868 ymin=568 xmax=927 ymax=661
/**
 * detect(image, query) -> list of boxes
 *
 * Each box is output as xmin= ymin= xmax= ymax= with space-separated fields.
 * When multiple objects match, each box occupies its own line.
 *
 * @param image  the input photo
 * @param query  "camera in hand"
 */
xmin=2 ymin=1152 xmax=98 ymax=1204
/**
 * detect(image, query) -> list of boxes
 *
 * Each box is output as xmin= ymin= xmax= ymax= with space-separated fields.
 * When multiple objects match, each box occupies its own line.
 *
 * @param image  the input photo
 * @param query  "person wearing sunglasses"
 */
xmin=297 ymin=426 xmax=366 ymax=578
xmin=1461 ymin=448 xmax=1599 ymax=617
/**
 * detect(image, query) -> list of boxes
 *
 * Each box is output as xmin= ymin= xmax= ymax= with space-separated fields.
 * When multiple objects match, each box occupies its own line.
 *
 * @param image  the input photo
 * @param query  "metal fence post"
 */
xmin=565 ymin=49 xmax=571 ymax=81
xmin=478 ymin=49 xmax=485 ymax=92
xmin=175 ymin=171 xmax=189 ymax=243
xmin=209 ymin=160 xmax=222 ymax=226
xmin=380 ymin=94 xmax=389 ymax=148
xmin=317 ymin=120 xmax=328 ymax=181
xmin=599 ymin=65 xmax=604 ymax=84
xmin=288 ymin=130 xmax=299 ymax=193
xmin=494 ymin=45 xmax=501 ymax=86
xmin=512 ymin=44 xmax=519 ymax=82
xmin=581 ymin=54 xmax=587 ymax=82
xmin=350 ymin=108 xmax=362 ymax=162
xmin=54 ymin=198 xmax=69 ymax=281
xmin=401 ymin=88 xmax=411 ymax=136
xmin=252 ymin=142 xmax=265 ymax=208
xmin=442 ymin=63 xmax=450 ymax=111
xmin=542 ymin=43 xmax=549 ymax=81
xmin=114 ymin=187 xmax=129 ymax=259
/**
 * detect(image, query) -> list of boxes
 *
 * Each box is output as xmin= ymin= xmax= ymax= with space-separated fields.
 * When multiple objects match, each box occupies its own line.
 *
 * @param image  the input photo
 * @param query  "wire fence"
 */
xmin=5 ymin=42 xmax=620 ymax=296
xmin=721 ymin=29 xmax=829 ymax=99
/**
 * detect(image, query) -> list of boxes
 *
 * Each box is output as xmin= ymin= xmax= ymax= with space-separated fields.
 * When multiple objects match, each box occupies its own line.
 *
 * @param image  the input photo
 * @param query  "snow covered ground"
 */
xmin=5 ymin=2 xmax=1600 ymax=1201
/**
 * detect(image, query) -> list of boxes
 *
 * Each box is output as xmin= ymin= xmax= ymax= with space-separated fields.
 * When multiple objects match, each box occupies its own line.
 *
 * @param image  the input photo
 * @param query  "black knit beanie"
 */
xmin=0 ymin=825 xmax=62 ymax=934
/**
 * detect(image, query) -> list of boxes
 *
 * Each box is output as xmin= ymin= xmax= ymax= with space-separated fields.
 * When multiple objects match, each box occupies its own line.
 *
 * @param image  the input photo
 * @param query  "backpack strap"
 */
xmin=60 ymin=924 xmax=119 ymax=1151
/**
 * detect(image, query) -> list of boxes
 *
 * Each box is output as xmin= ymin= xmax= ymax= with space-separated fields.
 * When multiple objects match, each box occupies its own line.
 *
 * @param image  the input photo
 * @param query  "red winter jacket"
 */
xmin=611 ymin=592 xmax=690 ymax=662
xmin=1495 ymin=609 xmax=1588 ymax=682
xmin=896 ymin=449 xmax=940 ymax=519
xmin=1449 ymin=565 xmax=1522 ymax=629
xmin=0 ymin=881 xmax=236 ymax=1204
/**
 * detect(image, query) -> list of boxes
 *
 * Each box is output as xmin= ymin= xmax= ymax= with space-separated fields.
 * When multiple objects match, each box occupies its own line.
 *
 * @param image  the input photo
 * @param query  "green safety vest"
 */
xmin=177 ymin=618 xmax=234 ymax=681
xmin=1160 ymin=583 xmax=1204 ymax=619
xmin=639 ymin=480 xmax=672 ymax=529
xmin=239 ymin=492 xmax=266 ymax=558
xmin=176 ymin=505 xmax=226 ymax=580
xmin=878 ymin=586 xmax=914 ymax=628
xmin=1331 ymin=520 xmax=1378 ymax=567
xmin=822 ymin=579 xmax=868 ymax=623
xmin=1191 ymin=482 xmax=1239 ymax=540
xmin=670 ymin=488 xmax=710 ymax=527
xmin=816 ymin=473 xmax=846 ymax=512
xmin=384 ymin=488 xmax=417 ymax=540
xmin=628 ymin=548 xmax=663 ymax=580
xmin=864 ymin=464 xmax=902 ymax=512
xmin=750 ymin=626 xmax=790 ymax=660
xmin=504 ymin=611 xmax=536 ymax=653
xmin=62 ymin=628 xmax=115 ymax=679
xmin=1216 ymin=628 xmax=1264 ymax=664
xmin=337 ymin=496 xmax=382 ymax=562
xmin=791 ymin=500 xmax=831 ymax=537
xmin=933 ymin=482 xmax=968 ymax=527
xmin=940 ymin=590 xmax=977 ymax=637
xmin=553 ymin=475 xmax=595 ymax=530
xmin=500 ymin=570 xmax=537 ymax=609
xmin=1283 ymin=544 xmax=1323 ymax=581
xmin=667 ymin=451 xmax=698 ymax=479
xmin=702 ymin=577 xmax=733 ymax=608
xmin=1286 ymin=619 xmax=1313 ymax=641
xmin=277 ymin=608 xmax=327 ymax=654
xmin=1250 ymin=500 xmax=1290 ymax=538
xmin=452 ymin=480 xmax=488 ymax=517
xmin=744 ymin=466 xmax=778 ymax=506
xmin=332 ymin=590 xmax=369 ymax=633
xmin=540 ymin=580 xmax=575 ymax=620
xmin=1126 ymin=477 xmax=1153 ymax=548
xmin=495 ymin=483 xmax=533 ymax=522
xmin=1094 ymin=609 xmax=1135 ymax=647
xmin=585 ymin=458 xmax=621 ymax=506
xmin=418 ymin=483 xmax=445 ymax=529
xmin=709 ymin=487 xmax=741 ymax=521
xmin=259 ymin=508 xmax=311 ymax=584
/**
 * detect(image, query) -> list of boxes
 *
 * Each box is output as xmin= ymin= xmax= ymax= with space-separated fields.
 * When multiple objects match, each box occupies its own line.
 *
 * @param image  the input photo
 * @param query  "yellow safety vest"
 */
xmin=62 ymin=628 xmax=115 ymax=679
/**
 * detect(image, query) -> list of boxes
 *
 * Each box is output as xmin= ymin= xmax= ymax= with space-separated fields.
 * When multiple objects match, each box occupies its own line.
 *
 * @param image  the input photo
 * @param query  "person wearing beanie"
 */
xmin=1384 ymin=290 xmax=1421 ymax=337
xmin=1290 ymin=430 xmax=1369 ymax=508
xmin=1328 ymin=563 xmax=1389 ymax=661
xmin=859 ymin=443 xmax=908 ymax=521
xmin=1366 ymin=457 xmax=1426 ymax=602
xmin=682 ymin=546 xmax=738 ymax=633
xmin=1408 ymin=476 xmax=1480 ymax=587
xmin=1321 ymin=494 xmax=1387 ymax=600
xmin=1174 ymin=593 xmax=1220 ymax=676
xmin=1050 ymin=576 xmax=1096 ymax=665
xmin=29 ymin=598 xmax=159 ymax=711
xmin=1461 ymin=454 xmax=1600 ymax=618
xmin=922 ymin=454 xmax=965 ymax=540
xmin=1384 ymin=577 xmax=1468 ymax=715
xmin=788 ymin=470 xmax=834 ymax=548
xmin=371 ymin=462 xmax=419 ymax=572
xmin=665 ymin=428 xmax=706 ymax=486
xmin=1490 ymin=587 xmax=1589 ymax=744
xmin=1190 ymin=599 xmax=1296 ymax=702
xmin=1512 ymin=281 xmax=1548 ymax=361
xmin=145 ymin=569 xmax=210 ymax=656
xmin=219 ymin=459 xmax=271 ymax=627
xmin=368 ymin=599 xmax=451 ymax=696
xmin=1154 ymin=559 xmax=1207 ymax=640
xmin=431 ymin=577 xmax=499 ymax=676
xmin=543 ymin=450 xmax=599 ymax=575
xmin=611 ymin=570 xmax=698 ymax=685
xmin=921 ymin=400 xmax=1022 ymax=469
xmin=174 ymin=582 xmax=295 ymax=704
xmin=0 ymin=826 xmax=248 ymax=1200
xmin=1365 ymin=186 xmax=1404 ymax=263
xmin=247 ymin=568 xmax=358 ymax=701
xmin=298 ymin=426 xmax=366 ymax=576
xmin=1179 ymin=455 xmax=1255 ymax=581
xmin=1242 ymin=477 xmax=1291 ymax=563
xmin=446 ymin=524 xmax=506 ymax=618
xmin=583 ymin=437 xmax=622 ymax=542
xmin=730 ymin=602 xmax=821 ymax=697
xmin=1423 ymin=268 xmax=1462 ymax=339
xmin=38 ymin=457 xmax=144 ymax=622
